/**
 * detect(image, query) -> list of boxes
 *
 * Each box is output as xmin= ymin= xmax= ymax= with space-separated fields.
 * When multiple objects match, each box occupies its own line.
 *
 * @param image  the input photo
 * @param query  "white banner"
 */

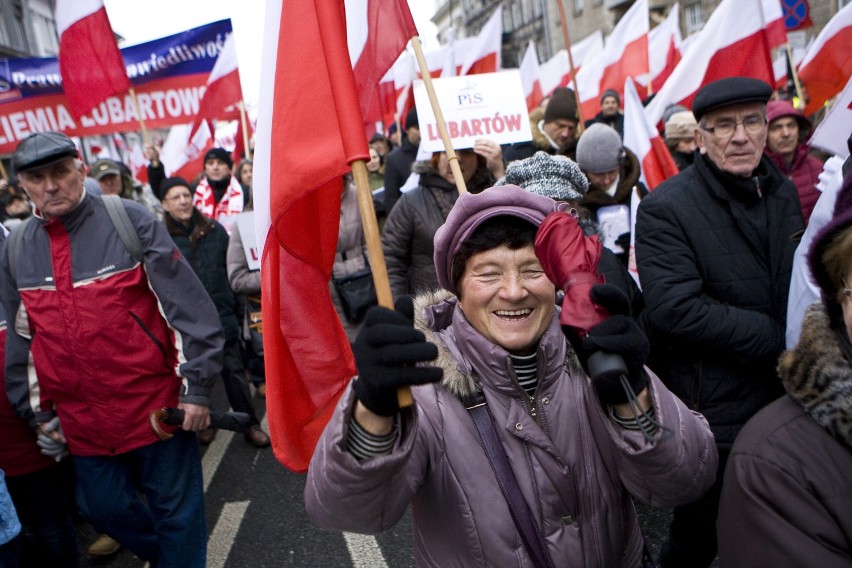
xmin=413 ymin=70 xmax=532 ymax=153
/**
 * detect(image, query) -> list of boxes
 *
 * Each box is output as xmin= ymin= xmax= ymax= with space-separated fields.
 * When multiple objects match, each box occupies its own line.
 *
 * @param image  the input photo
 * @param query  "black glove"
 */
xmin=352 ymin=296 xmax=443 ymax=416
xmin=569 ymin=284 xmax=649 ymax=405
xmin=614 ymin=231 xmax=631 ymax=253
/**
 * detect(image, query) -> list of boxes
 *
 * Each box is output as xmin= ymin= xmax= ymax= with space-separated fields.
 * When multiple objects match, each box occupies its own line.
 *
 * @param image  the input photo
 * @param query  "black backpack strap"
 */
xmin=462 ymin=389 xmax=557 ymax=568
xmin=7 ymin=217 xmax=35 ymax=284
xmin=102 ymin=195 xmax=144 ymax=264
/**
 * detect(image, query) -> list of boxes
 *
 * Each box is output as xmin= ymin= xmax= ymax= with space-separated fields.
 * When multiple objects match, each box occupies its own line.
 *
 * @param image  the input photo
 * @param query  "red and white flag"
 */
xmin=160 ymin=122 xmax=215 ymax=181
xmin=623 ymin=78 xmax=679 ymax=191
xmin=254 ymin=0 xmax=417 ymax=473
xmin=599 ymin=0 xmax=649 ymax=102
xmin=520 ymin=41 xmax=544 ymax=111
xmin=645 ymin=0 xmax=786 ymax=125
xmin=539 ymin=31 xmax=603 ymax=97
xmin=575 ymin=47 xmax=606 ymax=124
xmin=797 ymin=3 xmax=852 ymax=115
xmin=622 ymin=77 xmax=678 ymax=285
xmin=646 ymin=3 xmax=682 ymax=93
xmin=56 ymin=0 xmax=130 ymax=119
xmin=189 ymin=32 xmax=243 ymax=138
xmin=460 ymin=5 xmax=503 ymax=76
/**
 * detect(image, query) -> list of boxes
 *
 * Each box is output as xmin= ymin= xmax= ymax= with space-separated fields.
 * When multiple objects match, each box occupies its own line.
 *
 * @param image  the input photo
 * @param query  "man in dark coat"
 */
xmin=382 ymin=107 xmax=420 ymax=215
xmin=634 ymin=77 xmax=804 ymax=568
xmin=160 ymin=177 xmax=270 ymax=448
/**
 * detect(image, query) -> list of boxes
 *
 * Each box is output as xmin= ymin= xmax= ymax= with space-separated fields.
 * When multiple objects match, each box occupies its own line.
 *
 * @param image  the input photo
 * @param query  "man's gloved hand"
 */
xmin=614 ymin=232 xmax=631 ymax=254
xmin=352 ymin=297 xmax=443 ymax=417
xmin=579 ymin=284 xmax=650 ymax=405
xmin=37 ymin=416 xmax=69 ymax=462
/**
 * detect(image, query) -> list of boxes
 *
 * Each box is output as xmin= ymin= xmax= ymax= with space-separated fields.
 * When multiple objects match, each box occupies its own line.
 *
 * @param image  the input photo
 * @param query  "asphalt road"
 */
xmin=75 ymin=383 xmax=717 ymax=567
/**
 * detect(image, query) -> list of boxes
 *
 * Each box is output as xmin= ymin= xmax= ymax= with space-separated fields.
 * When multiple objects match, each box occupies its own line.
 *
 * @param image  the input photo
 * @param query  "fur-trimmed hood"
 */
xmin=413 ymin=289 xmax=478 ymax=398
xmin=778 ymin=303 xmax=852 ymax=449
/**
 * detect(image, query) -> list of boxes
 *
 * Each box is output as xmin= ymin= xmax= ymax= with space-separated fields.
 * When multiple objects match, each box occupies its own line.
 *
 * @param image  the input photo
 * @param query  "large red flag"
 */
xmin=797 ymin=3 xmax=852 ymax=115
xmin=459 ymin=5 xmax=503 ymax=76
xmin=645 ymin=0 xmax=786 ymax=126
xmin=56 ymin=0 xmax=130 ymax=119
xmin=254 ymin=0 xmax=417 ymax=473
xmin=623 ymin=78 xmax=678 ymax=191
xmin=189 ymin=32 xmax=243 ymax=138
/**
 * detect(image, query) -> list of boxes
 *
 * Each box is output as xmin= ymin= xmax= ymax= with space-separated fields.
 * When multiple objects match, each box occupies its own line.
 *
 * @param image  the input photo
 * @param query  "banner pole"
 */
xmin=555 ymin=0 xmax=585 ymax=130
xmin=128 ymin=87 xmax=151 ymax=145
xmin=785 ymin=43 xmax=806 ymax=110
xmin=409 ymin=36 xmax=468 ymax=194
xmin=240 ymin=101 xmax=253 ymax=161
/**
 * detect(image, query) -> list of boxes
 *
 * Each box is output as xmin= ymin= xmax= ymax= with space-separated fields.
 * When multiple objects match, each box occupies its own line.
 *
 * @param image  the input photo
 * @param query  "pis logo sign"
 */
xmin=456 ymin=81 xmax=484 ymax=107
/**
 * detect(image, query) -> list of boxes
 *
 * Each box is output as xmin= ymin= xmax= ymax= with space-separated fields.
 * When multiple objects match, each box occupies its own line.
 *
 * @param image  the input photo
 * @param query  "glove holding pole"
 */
xmin=352 ymin=296 xmax=443 ymax=418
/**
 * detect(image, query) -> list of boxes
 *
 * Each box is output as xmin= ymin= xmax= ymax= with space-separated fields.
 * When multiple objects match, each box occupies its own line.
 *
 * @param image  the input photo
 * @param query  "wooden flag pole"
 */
xmin=555 ymin=0 xmax=585 ymax=130
xmin=784 ymin=43 xmax=806 ymax=110
xmin=240 ymin=101 xmax=253 ymax=161
xmin=0 ymin=160 xmax=7 ymax=180
xmin=128 ymin=87 xmax=151 ymax=145
xmin=410 ymin=36 xmax=468 ymax=195
xmin=350 ymin=158 xmax=413 ymax=407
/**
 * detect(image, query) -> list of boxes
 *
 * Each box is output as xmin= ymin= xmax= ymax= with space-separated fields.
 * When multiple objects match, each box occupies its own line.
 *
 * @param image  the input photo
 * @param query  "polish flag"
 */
xmin=645 ymin=0 xmax=786 ymax=126
xmin=622 ymin=77 xmax=678 ymax=284
xmin=189 ymin=32 xmax=243 ymax=137
xmin=520 ymin=41 xmax=544 ymax=111
xmin=254 ymin=0 xmax=417 ymax=473
xmin=56 ymin=0 xmax=130 ymax=119
xmin=575 ymin=47 xmax=606 ymax=123
xmin=440 ymin=30 xmax=458 ymax=78
xmin=647 ymin=3 xmax=682 ymax=94
xmin=797 ymin=3 xmax=852 ymax=115
xmin=160 ymin=122 xmax=215 ymax=181
xmin=599 ymin=0 xmax=649 ymax=104
xmin=540 ymin=31 xmax=603 ymax=97
xmin=622 ymin=78 xmax=678 ymax=191
xmin=460 ymin=5 xmax=503 ymax=76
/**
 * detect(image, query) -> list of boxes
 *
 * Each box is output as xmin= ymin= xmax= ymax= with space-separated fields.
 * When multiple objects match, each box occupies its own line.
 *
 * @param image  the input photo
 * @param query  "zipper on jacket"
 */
xmin=506 ymin=355 xmax=540 ymax=425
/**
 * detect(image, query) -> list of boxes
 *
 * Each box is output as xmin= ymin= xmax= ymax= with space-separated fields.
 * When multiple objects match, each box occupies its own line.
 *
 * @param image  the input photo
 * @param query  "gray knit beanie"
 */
xmin=576 ymin=123 xmax=623 ymax=173
xmin=497 ymin=152 xmax=588 ymax=201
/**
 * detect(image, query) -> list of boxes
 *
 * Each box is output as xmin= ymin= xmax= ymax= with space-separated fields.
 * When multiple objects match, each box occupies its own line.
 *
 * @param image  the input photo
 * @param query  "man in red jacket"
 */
xmin=764 ymin=99 xmax=824 ymax=225
xmin=2 ymin=132 xmax=224 ymax=568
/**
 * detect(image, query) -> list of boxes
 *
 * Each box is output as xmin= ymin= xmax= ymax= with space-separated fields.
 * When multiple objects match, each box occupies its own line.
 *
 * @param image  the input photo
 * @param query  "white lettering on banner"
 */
xmin=0 ymin=87 xmax=205 ymax=147
xmin=125 ymin=33 xmax=229 ymax=80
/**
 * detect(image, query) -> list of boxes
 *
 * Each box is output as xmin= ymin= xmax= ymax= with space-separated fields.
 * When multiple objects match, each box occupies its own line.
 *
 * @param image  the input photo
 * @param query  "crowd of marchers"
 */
xmin=1 ymin=74 xmax=851 ymax=568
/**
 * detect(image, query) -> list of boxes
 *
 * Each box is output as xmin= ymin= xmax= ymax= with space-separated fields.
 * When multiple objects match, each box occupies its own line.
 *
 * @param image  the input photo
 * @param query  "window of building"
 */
xmin=685 ymin=2 xmax=704 ymax=35
xmin=12 ymin=0 xmax=28 ymax=52
xmin=503 ymin=4 xmax=513 ymax=30
xmin=30 ymin=0 xmax=58 ymax=56
xmin=533 ymin=0 xmax=542 ymax=18
xmin=0 ymin=7 xmax=11 ymax=47
xmin=575 ymin=0 xmax=585 ymax=15
xmin=512 ymin=1 xmax=522 ymax=29
xmin=840 ymin=0 xmax=851 ymax=8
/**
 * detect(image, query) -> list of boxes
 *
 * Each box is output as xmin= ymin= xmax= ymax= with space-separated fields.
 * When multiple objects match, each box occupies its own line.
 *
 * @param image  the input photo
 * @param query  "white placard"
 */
xmin=413 ymin=70 xmax=533 ymax=153
xmin=235 ymin=212 xmax=261 ymax=271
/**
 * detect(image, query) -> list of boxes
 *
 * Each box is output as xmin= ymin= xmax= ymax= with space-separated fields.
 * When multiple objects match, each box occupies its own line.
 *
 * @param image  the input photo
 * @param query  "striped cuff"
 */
xmin=346 ymin=416 xmax=399 ymax=461
xmin=610 ymin=404 xmax=659 ymax=435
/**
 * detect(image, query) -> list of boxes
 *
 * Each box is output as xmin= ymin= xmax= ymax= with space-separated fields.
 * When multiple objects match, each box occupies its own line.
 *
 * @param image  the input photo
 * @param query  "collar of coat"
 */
xmin=413 ymin=289 xmax=578 ymax=400
xmin=778 ymin=303 xmax=852 ymax=449
xmin=165 ymin=207 xmax=214 ymax=243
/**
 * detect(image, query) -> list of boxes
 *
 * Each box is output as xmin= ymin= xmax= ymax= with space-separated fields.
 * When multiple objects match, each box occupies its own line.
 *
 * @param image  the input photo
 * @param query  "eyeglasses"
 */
xmin=165 ymin=193 xmax=192 ymax=202
xmin=700 ymin=116 xmax=767 ymax=139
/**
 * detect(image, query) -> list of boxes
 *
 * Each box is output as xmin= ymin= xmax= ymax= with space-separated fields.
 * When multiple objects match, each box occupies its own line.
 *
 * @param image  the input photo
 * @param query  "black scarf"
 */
xmin=207 ymin=176 xmax=231 ymax=204
xmin=700 ymin=153 xmax=773 ymax=207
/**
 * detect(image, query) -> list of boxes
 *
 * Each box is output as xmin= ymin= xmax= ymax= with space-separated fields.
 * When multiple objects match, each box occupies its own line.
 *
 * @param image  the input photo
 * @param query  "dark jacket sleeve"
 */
xmin=635 ymin=193 xmax=784 ymax=362
xmin=127 ymin=203 xmax=224 ymax=404
xmin=381 ymin=195 xmax=416 ymax=300
xmin=147 ymin=162 xmax=166 ymax=199
xmin=0 ymin=228 xmax=52 ymax=427
xmin=383 ymin=146 xmax=414 ymax=214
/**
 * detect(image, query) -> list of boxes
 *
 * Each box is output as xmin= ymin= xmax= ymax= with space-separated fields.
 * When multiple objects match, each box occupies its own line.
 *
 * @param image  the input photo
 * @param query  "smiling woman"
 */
xmin=305 ymin=184 xmax=719 ymax=568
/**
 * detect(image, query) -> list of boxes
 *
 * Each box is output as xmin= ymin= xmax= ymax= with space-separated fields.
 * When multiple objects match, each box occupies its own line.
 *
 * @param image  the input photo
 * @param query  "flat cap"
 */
xmin=13 ymin=132 xmax=78 ymax=173
xmin=691 ymin=77 xmax=772 ymax=122
xmin=90 ymin=159 xmax=121 ymax=180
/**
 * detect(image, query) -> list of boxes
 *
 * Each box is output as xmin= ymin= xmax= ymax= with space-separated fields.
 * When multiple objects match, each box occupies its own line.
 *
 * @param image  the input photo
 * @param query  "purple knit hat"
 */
xmin=808 ymin=171 xmax=852 ymax=324
xmin=433 ymin=184 xmax=568 ymax=295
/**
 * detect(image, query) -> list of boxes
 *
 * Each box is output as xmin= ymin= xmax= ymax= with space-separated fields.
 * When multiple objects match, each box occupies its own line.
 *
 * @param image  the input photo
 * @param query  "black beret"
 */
xmin=203 ymin=147 xmax=233 ymax=169
xmin=13 ymin=132 xmax=78 ymax=173
xmin=691 ymin=77 xmax=772 ymax=122
xmin=157 ymin=176 xmax=191 ymax=202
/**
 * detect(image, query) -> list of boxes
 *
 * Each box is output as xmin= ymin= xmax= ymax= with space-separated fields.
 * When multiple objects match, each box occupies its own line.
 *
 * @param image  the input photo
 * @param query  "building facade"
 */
xmin=0 ymin=0 xmax=58 ymax=58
